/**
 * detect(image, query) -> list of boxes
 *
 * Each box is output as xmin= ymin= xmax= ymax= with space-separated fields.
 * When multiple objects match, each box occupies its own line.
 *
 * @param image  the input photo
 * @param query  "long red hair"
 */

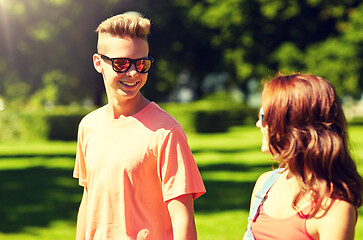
xmin=262 ymin=73 xmax=363 ymax=215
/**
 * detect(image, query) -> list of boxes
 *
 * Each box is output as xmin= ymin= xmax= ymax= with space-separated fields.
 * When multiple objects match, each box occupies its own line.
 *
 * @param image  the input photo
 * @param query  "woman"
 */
xmin=243 ymin=74 xmax=363 ymax=240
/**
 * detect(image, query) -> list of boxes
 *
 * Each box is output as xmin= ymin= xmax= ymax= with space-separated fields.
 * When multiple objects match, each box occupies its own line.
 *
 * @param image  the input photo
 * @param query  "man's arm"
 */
xmin=76 ymin=187 xmax=88 ymax=240
xmin=167 ymin=193 xmax=197 ymax=240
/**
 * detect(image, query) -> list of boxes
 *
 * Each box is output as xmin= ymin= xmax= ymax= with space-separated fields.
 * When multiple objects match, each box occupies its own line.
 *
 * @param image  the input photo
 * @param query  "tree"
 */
xmin=1 ymin=0 xmax=363 ymax=109
xmin=176 ymin=0 xmax=362 ymax=99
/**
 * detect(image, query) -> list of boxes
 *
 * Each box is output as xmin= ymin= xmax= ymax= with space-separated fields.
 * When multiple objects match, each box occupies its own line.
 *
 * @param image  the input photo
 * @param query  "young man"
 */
xmin=73 ymin=13 xmax=206 ymax=240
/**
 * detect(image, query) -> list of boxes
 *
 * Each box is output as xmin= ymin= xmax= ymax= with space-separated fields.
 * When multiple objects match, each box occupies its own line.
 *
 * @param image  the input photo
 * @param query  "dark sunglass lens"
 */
xmin=113 ymin=59 xmax=130 ymax=72
xmin=135 ymin=59 xmax=151 ymax=73
xmin=259 ymin=108 xmax=265 ymax=123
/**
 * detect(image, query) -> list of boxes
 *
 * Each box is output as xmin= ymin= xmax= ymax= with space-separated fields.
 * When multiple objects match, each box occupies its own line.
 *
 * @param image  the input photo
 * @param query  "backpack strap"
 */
xmin=247 ymin=168 xmax=284 ymax=222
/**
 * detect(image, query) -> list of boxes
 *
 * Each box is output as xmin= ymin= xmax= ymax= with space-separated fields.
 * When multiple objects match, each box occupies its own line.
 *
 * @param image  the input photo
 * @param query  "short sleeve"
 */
xmin=159 ymin=127 xmax=206 ymax=202
xmin=73 ymin=120 xmax=87 ymax=187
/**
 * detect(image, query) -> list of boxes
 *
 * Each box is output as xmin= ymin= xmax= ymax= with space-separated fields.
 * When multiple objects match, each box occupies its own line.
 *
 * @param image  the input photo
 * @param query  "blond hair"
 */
xmin=96 ymin=13 xmax=151 ymax=52
xmin=96 ymin=13 xmax=150 ymax=38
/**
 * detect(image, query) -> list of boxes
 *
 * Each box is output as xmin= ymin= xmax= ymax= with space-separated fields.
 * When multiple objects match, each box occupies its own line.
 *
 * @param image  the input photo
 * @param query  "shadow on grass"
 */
xmin=195 ymin=179 xmax=255 ymax=212
xmin=198 ymin=162 xmax=273 ymax=172
xmin=0 ymin=156 xmax=273 ymax=233
xmin=195 ymin=163 xmax=274 ymax=213
xmin=0 ymin=166 xmax=82 ymax=233
xmin=192 ymin=145 xmax=262 ymax=155
xmin=0 ymin=154 xmax=76 ymax=159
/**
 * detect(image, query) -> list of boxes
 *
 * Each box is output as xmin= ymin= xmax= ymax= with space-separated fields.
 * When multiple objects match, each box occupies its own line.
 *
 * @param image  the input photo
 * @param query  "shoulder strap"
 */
xmin=247 ymin=168 xmax=284 ymax=222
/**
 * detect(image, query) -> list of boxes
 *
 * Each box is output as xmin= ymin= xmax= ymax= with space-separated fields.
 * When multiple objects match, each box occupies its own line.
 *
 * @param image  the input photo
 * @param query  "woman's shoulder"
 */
xmin=307 ymin=199 xmax=357 ymax=240
xmin=254 ymin=169 xmax=285 ymax=190
xmin=251 ymin=170 xmax=277 ymax=196
xmin=256 ymin=171 xmax=274 ymax=186
xmin=320 ymin=199 xmax=356 ymax=222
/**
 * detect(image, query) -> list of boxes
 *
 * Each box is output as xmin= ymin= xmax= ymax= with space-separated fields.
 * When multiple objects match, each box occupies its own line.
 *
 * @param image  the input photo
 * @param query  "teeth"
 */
xmin=121 ymin=81 xmax=137 ymax=86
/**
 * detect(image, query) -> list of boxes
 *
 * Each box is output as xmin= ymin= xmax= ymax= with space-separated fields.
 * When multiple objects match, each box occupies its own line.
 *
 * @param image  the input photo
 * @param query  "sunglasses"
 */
xmin=99 ymin=54 xmax=154 ymax=73
xmin=259 ymin=108 xmax=265 ymax=123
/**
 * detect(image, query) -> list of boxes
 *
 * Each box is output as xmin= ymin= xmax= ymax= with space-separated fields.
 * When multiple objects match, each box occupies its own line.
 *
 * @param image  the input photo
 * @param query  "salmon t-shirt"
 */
xmin=73 ymin=102 xmax=206 ymax=240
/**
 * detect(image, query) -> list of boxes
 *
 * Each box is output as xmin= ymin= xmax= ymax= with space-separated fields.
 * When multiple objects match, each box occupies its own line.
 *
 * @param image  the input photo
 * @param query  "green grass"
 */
xmin=0 ymin=126 xmax=362 ymax=239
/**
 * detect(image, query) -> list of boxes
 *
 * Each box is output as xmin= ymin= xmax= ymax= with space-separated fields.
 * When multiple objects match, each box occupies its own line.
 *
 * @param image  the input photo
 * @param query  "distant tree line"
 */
xmin=1 ymin=0 xmax=363 ymax=109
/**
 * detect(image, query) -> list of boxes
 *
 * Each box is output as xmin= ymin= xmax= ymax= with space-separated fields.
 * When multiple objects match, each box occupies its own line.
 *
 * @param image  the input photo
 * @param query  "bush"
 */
xmin=47 ymin=114 xmax=84 ymax=141
xmin=45 ymin=107 xmax=91 ymax=141
xmin=0 ymin=107 xmax=91 ymax=142
xmin=160 ymin=102 xmax=197 ymax=132
xmin=160 ymin=97 xmax=257 ymax=133
xmin=20 ymin=111 xmax=49 ymax=140
xmin=195 ymin=110 xmax=229 ymax=133
xmin=0 ymin=96 xmax=257 ymax=141
xmin=0 ymin=110 xmax=24 ymax=141
xmin=348 ymin=116 xmax=363 ymax=126
xmin=0 ymin=110 xmax=48 ymax=141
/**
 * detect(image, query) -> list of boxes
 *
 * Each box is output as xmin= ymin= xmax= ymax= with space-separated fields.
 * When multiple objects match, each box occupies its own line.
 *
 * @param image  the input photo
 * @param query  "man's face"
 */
xmin=94 ymin=35 xmax=149 ymax=103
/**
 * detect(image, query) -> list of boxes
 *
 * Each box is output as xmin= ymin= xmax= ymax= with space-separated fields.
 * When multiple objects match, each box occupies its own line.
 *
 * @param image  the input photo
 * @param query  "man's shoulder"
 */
xmin=146 ymin=102 xmax=182 ymax=129
xmin=80 ymin=106 xmax=107 ymax=125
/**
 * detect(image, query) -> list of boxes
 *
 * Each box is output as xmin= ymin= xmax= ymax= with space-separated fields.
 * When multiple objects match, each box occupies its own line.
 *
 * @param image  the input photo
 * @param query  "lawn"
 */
xmin=0 ymin=125 xmax=362 ymax=239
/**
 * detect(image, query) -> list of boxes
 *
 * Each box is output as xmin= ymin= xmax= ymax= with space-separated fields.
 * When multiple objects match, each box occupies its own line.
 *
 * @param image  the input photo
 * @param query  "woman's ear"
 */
xmin=93 ymin=54 xmax=103 ymax=73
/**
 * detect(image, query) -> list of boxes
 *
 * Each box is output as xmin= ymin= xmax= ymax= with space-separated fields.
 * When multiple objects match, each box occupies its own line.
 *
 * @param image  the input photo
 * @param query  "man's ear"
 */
xmin=93 ymin=54 xmax=103 ymax=73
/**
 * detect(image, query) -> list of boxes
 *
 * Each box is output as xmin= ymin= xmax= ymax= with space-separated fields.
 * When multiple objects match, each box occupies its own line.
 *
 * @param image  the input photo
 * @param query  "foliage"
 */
xmin=349 ymin=116 xmax=363 ymax=126
xmin=176 ymin=0 xmax=363 ymax=99
xmin=30 ymin=70 xmax=78 ymax=108
xmin=161 ymin=93 xmax=257 ymax=133
xmin=47 ymin=113 xmax=84 ymax=141
xmin=0 ymin=107 xmax=91 ymax=142
xmin=0 ymin=110 xmax=48 ymax=141
xmin=0 ymin=97 xmax=255 ymax=141
xmin=304 ymin=38 xmax=360 ymax=98
xmin=194 ymin=110 xmax=230 ymax=133
xmin=1 ymin=0 xmax=363 ymax=109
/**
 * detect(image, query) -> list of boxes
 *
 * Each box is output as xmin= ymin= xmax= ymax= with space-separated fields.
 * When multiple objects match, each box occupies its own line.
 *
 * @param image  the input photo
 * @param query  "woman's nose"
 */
xmin=256 ymin=119 xmax=261 ymax=128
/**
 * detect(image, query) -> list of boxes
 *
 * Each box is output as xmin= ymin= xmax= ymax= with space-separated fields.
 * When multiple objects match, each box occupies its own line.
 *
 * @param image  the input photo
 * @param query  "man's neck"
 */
xmin=106 ymin=94 xmax=150 ymax=119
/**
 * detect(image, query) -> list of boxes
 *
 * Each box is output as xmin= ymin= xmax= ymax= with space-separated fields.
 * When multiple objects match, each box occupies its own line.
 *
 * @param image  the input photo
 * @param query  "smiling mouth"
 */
xmin=120 ymin=81 xmax=137 ymax=86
